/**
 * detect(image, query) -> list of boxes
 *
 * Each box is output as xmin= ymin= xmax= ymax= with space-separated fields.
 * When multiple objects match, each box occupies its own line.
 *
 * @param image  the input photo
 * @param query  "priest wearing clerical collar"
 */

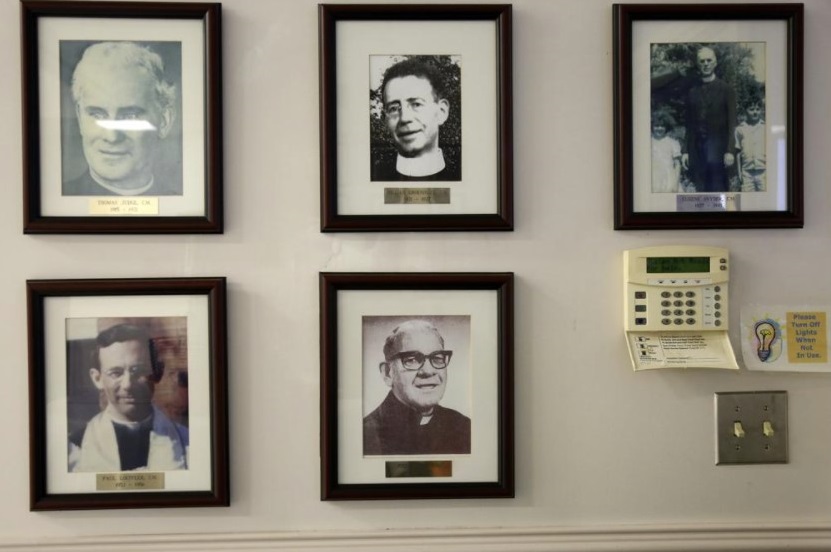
xmin=363 ymin=320 xmax=471 ymax=456
xmin=68 ymin=321 xmax=189 ymax=472
xmin=371 ymin=57 xmax=461 ymax=182
xmin=63 ymin=41 xmax=181 ymax=197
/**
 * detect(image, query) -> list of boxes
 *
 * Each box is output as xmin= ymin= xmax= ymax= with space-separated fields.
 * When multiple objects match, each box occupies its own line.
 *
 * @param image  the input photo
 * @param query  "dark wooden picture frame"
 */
xmin=613 ymin=3 xmax=803 ymax=230
xmin=319 ymin=4 xmax=513 ymax=232
xmin=320 ymin=272 xmax=514 ymax=500
xmin=21 ymin=1 xmax=223 ymax=234
xmin=27 ymin=277 xmax=228 ymax=510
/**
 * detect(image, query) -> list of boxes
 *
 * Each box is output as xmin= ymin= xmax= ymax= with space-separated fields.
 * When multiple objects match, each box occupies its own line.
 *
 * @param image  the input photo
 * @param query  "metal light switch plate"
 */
xmin=715 ymin=391 xmax=788 ymax=465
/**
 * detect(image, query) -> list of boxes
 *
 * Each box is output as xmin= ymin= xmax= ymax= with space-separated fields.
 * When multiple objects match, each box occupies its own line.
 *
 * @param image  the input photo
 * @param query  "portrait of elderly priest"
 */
xmin=68 ymin=322 xmax=189 ymax=473
xmin=371 ymin=57 xmax=461 ymax=182
xmin=363 ymin=320 xmax=471 ymax=455
xmin=63 ymin=41 xmax=181 ymax=196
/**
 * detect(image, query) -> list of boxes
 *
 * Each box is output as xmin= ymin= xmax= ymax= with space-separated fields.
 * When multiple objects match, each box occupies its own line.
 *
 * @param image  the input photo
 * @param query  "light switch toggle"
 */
xmin=716 ymin=391 xmax=788 ymax=465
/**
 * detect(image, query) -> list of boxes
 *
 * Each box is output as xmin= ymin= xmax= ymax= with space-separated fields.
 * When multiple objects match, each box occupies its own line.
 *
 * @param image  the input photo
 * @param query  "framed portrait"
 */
xmin=320 ymin=272 xmax=514 ymax=500
xmin=27 ymin=277 xmax=228 ymax=510
xmin=613 ymin=4 xmax=803 ymax=230
xmin=319 ymin=4 xmax=513 ymax=232
xmin=21 ymin=1 xmax=223 ymax=234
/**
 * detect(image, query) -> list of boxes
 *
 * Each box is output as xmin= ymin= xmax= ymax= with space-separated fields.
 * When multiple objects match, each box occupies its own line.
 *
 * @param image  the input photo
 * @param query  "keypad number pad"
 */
xmin=637 ymin=286 xmax=726 ymax=330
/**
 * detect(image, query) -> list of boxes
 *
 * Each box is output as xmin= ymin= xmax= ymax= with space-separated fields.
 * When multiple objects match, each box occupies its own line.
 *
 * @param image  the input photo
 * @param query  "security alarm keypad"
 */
xmin=624 ymin=246 xmax=729 ymax=332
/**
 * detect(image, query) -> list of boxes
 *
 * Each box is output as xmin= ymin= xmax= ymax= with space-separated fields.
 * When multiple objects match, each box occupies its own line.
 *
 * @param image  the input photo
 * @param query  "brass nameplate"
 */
xmin=676 ymin=193 xmax=740 ymax=212
xmin=385 ymin=461 xmax=452 ymax=478
xmin=384 ymin=188 xmax=450 ymax=204
xmin=89 ymin=197 xmax=159 ymax=215
xmin=96 ymin=472 xmax=165 ymax=491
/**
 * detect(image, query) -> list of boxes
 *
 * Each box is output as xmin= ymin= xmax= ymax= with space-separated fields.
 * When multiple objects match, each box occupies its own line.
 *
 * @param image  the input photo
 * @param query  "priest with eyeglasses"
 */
xmin=363 ymin=319 xmax=471 ymax=455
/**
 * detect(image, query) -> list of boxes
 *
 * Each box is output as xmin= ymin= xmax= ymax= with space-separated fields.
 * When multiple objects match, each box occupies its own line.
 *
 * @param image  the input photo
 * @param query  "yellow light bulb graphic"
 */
xmin=754 ymin=320 xmax=777 ymax=362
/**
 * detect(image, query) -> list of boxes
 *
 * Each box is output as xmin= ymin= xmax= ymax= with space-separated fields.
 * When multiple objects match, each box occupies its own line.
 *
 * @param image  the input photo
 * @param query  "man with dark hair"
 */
xmin=734 ymin=95 xmax=766 ymax=192
xmin=681 ymin=46 xmax=737 ymax=192
xmin=363 ymin=320 xmax=470 ymax=455
xmin=371 ymin=57 xmax=461 ymax=181
xmin=68 ymin=323 xmax=189 ymax=472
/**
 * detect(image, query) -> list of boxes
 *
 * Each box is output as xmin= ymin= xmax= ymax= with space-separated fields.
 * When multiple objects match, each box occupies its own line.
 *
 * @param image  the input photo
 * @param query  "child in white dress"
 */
xmin=651 ymin=114 xmax=682 ymax=193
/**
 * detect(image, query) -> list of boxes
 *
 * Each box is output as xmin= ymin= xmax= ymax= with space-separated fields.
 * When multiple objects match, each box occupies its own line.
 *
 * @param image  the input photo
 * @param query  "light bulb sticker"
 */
xmin=741 ymin=306 xmax=831 ymax=372
xmin=753 ymin=319 xmax=781 ymax=362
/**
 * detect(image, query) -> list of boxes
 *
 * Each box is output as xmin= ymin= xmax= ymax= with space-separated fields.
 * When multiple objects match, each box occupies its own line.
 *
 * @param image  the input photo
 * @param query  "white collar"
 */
xmin=396 ymin=149 xmax=446 ymax=177
xmin=90 ymin=171 xmax=155 ymax=196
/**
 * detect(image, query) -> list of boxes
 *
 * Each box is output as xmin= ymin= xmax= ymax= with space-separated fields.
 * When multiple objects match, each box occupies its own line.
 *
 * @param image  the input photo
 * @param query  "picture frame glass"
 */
xmin=36 ymin=17 xmax=207 ymax=218
xmin=336 ymin=20 xmax=498 ymax=216
xmin=337 ymin=289 xmax=500 ymax=485
xmin=632 ymin=20 xmax=788 ymax=214
xmin=43 ymin=294 xmax=212 ymax=495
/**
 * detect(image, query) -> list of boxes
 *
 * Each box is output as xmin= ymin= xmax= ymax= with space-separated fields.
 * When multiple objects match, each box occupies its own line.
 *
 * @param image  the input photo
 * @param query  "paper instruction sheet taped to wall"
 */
xmin=626 ymin=331 xmax=739 ymax=371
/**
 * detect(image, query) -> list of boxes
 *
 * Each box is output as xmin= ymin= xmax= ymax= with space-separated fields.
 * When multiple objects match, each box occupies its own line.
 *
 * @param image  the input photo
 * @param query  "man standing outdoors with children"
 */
xmin=650 ymin=43 xmax=766 ymax=194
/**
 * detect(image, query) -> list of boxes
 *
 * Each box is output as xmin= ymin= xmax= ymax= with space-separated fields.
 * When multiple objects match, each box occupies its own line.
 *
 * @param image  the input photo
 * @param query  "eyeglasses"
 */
xmin=383 ymin=99 xmax=429 ymax=119
xmin=389 ymin=350 xmax=453 ymax=371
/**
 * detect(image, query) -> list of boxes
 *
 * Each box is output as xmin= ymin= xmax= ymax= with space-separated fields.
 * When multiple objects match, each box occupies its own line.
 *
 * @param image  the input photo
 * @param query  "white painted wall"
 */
xmin=1 ymin=0 xmax=829 ymax=549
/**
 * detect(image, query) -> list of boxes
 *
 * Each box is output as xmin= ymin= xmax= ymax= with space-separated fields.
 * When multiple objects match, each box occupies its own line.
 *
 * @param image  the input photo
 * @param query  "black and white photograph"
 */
xmin=319 ymin=4 xmax=512 ymax=231
xmin=60 ymin=41 xmax=184 ymax=197
xmin=650 ymin=42 xmax=766 ymax=194
xmin=66 ymin=316 xmax=189 ymax=473
xmin=21 ymin=1 xmax=222 ymax=233
xmin=613 ymin=3 xmax=803 ymax=230
xmin=362 ymin=315 xmax=471 ymax=456
xmin=369 ymin=55 xmax=462 ymax=182
xmin=320 ymin=272 xmax=514 ymax=500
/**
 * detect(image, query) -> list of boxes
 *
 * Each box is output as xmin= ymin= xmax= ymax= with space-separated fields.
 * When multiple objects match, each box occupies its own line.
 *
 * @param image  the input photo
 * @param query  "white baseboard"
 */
xmin=3 ymin=523 xmax=831 ymax=552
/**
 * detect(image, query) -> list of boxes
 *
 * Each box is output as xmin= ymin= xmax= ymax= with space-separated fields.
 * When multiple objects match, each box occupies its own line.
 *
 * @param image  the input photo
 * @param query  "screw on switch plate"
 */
xmin=715 ymin=391 xmax=788 ymax=465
